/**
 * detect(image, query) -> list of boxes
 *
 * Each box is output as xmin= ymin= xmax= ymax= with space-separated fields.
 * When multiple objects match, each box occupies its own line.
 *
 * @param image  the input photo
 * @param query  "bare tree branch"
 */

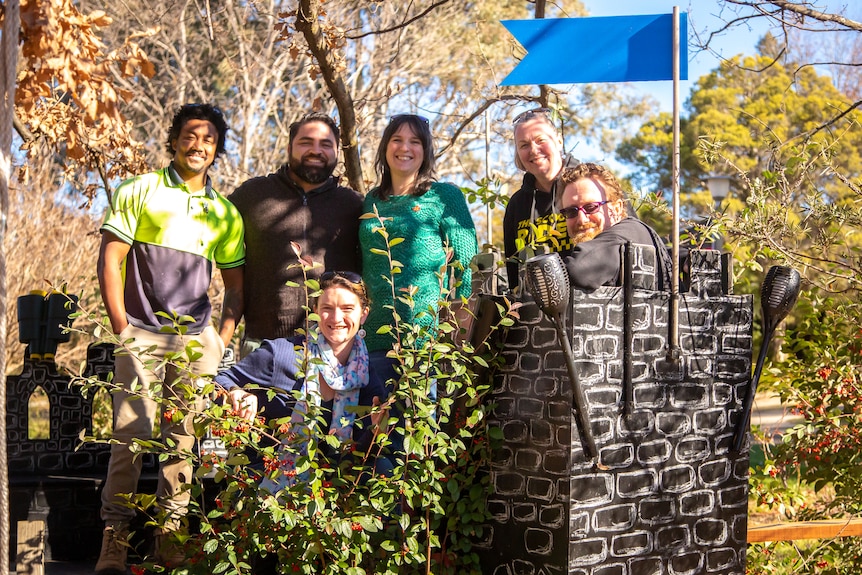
xmin=793 ymin=60 xmax=862 ymax=71
xmin=347 ymin=0 xmax=451 ymax=40
xmin=437 ymin=95 xmax=540 ymax=156
xmin=758 ymin=0 xmax=862 ymax=31
xmin=13 ymin=114 xmax=33 ymax=142
xmin=698 ymin=1 xmax=861 ymax=56
xmin=797 ymin=99 xmax=862 ymax=140
xmin=295 ymin=0 xmax=364 ymax=194
xmin=204 ymin=0 xmax=215 ymax=40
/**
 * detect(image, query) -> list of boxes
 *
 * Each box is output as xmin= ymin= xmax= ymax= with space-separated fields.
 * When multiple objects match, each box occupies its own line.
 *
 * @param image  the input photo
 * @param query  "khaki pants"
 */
xmin=100 ymin=324 xmax=224 ymax=530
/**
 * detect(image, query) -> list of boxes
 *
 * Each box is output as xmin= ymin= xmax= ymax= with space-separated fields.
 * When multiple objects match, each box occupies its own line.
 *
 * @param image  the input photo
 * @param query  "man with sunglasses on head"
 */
xmin=559 ymin=162 xmax=672 ymax=291
xmin=96 ymin=103 xmax=245 ymax=574
xmin=229 ymin=112 xmax=363 ymax=356
xmin=504 ymin=107 xmax=580 ymax=290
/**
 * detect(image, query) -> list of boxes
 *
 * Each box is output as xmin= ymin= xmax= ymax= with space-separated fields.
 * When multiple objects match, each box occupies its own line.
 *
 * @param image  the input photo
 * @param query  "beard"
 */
xmin=289 ymin=153 xmax=336 ymax=185
xmin=569 ymin=223 xmax=602 ymax=246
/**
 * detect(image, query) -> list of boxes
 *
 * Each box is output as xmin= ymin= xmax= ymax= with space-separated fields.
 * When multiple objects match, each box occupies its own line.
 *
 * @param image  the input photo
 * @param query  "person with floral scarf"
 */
xmin=214 ymin=271 xmax=390 ymax=489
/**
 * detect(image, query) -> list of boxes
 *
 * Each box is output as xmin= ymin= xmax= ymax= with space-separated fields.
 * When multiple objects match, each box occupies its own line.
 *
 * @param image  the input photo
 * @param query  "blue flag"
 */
xmin=501 ymin=13 xmax=688 ymax=86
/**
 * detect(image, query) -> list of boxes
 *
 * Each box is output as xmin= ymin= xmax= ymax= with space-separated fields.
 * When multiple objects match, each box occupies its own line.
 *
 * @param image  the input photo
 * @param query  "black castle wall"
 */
xmin=8 ymin=343 xmax=114 ymax=476
xmin=6 ymin=343 xmax=157 ymax=562
xmin=479 ymin=249 xmax=753 ymax=575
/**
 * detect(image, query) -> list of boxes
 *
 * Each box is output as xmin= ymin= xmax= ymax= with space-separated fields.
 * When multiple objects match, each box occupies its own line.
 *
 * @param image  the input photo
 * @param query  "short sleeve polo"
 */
xmin=101 ymin=167 xmax=245 ymax=333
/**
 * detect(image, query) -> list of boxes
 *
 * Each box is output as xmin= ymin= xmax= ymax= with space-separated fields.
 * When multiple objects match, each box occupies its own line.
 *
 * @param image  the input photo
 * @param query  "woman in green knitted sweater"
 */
xmin=359 ymin=114 xmax=478 ymax=403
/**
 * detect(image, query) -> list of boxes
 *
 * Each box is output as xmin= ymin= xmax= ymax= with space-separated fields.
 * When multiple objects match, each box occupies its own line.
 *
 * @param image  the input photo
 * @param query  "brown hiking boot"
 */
xmin=95 ymin=522 xmax=129 ymax=575
xmin=154 ymin=529 xmax=186 ymax=568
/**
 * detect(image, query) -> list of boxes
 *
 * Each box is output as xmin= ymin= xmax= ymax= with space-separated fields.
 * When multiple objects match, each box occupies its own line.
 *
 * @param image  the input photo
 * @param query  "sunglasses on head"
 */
xmin=560 ymin=200 xmax=610 ymax=219
xmin=513 ymin=107 xmax=552 ymax=126
xmin=320 ymin=270 xmax=363 ymax=284
xmin=389 ymin=114 xmax=430 ymax=125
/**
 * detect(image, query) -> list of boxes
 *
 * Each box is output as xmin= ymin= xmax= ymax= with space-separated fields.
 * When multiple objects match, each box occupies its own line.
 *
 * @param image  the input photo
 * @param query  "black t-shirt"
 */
xmin=502 ymin=154 xmax=580 ymax=289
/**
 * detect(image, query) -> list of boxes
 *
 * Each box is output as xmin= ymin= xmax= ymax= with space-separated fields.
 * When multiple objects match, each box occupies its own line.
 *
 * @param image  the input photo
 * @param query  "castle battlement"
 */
xmin=480 ymin=248 xmax=752 ymax=575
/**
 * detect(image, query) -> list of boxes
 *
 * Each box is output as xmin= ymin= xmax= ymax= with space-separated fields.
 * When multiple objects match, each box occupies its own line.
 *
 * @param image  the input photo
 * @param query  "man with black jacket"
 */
xmin=229 ymin=112 xmax=363 ymax=355
xmin=559 ymin=162 xmax=672 ymax=291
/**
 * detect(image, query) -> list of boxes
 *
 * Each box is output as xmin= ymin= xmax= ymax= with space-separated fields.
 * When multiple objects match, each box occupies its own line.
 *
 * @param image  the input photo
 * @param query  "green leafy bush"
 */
xmin=75 ymin=214 xmax=514 ymax=575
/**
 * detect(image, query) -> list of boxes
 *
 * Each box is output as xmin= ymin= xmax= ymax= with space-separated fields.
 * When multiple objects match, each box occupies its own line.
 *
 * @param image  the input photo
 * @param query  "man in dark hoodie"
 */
xmin=229 ymin=112 xmax=363 ymax=355
xmin=503 ymin=107 xmax=579 ymax=290
xmin=559 ymin=162 xmax=672 ymax=291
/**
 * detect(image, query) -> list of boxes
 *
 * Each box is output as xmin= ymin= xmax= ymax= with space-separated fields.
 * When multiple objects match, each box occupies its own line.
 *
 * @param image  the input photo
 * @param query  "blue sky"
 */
xmin=579 ymin=0 xmax=770 ymax=112
xmin=579 ymin=0 xmax=854 ymax=112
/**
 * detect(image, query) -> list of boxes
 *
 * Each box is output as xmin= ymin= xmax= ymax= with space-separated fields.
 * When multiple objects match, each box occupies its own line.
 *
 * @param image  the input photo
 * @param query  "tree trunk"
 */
xmin=1 ymin=0 xmax=21 ymax=570
xmin=295 ymin=0 xmax=365 ymax=195
xmin=535 ymin=0 xmax=550 ymax=107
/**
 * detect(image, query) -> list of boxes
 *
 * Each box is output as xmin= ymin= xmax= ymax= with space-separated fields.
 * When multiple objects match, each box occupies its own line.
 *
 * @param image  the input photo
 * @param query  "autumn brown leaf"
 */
xmin=14 ymin=0 xmax=156 ymax=201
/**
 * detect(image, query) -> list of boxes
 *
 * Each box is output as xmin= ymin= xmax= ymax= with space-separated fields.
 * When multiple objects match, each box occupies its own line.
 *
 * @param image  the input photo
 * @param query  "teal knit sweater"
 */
xmin=359 ymin=182 xmax=478 ymax=353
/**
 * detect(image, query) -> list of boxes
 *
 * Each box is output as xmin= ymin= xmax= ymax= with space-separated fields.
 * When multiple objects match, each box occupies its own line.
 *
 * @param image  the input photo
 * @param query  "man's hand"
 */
xmin=226 ymin=388 xmax=258 ymax=422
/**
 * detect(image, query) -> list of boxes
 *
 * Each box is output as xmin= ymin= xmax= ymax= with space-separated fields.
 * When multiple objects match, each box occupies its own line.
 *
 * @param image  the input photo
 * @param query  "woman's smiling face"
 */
xmin=385 ymin=122 xmax=424 ymax=179
xmin=317 ymin=285 xmax=368 ymax=352
xmin=514 ymin=118 xmax=563 ymax=186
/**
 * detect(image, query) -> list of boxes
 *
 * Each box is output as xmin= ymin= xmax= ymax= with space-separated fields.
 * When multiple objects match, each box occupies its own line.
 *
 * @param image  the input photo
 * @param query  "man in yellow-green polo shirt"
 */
xmin=95 ymin=103 xmax=244 ymax=574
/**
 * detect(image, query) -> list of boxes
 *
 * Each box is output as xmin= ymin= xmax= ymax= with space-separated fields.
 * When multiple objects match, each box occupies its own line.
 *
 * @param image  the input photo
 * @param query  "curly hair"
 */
xmin=558 ymin=162 xmax=627 ymax=203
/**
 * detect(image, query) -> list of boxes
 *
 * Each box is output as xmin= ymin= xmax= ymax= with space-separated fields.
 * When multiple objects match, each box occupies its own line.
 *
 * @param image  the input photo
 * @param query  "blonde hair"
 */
xmin=512 ymin=115 xmax=562 ymax=172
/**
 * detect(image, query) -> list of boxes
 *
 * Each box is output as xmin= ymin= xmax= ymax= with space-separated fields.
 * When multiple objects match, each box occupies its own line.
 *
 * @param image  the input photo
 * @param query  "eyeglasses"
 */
xmin=320 ymin=270 xmax=363 ymax=285
xmin=389 ymin=114 xmax=430 ymax=125
xmin=513 ymin=107 xmax=552 ymax=126
xmin=560 ymin=200 xmax=610 ymax=219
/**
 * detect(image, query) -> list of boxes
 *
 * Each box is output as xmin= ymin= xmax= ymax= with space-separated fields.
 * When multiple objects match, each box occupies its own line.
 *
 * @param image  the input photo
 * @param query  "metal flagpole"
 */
xmin=668 ymin=6 xmax=681 ymax=362
xmin=485 ymin=109 xmax=492 ymax=245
